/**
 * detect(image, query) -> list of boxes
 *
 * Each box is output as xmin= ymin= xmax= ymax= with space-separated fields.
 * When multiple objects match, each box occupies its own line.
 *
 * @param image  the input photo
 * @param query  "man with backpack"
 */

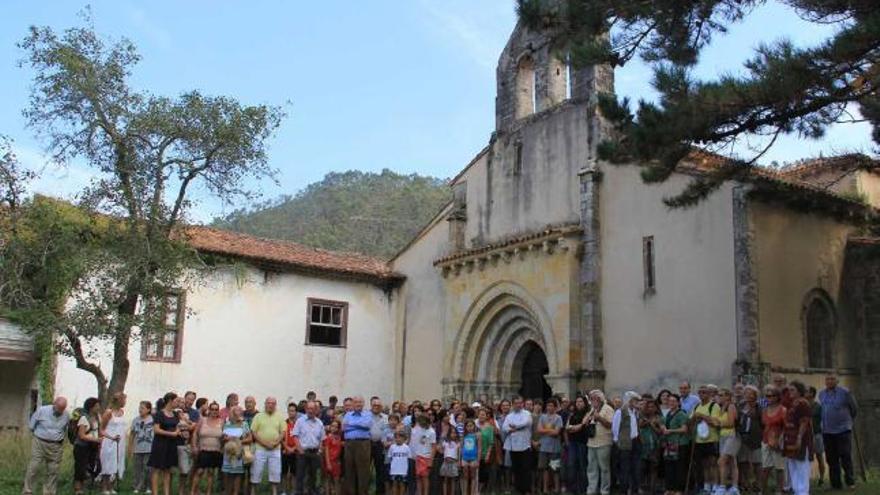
xmin=22 ymin=397 xmax=70 ymax=495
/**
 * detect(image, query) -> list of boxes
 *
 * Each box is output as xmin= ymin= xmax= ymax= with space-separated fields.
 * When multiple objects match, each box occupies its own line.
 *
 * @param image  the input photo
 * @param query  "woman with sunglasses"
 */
xmin=190 ymin=401 xmax=224 ymax=495
xmin=760 ymin=386 xmax=786 ymax=495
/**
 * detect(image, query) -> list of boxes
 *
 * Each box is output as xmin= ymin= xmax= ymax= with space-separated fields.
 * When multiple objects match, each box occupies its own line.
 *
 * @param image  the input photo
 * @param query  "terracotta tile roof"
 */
xmin=184 ymin=226 xmax=403 ymax=286
xmin=848 ymin=236 xmax=880 ymax=246
xmin=777 ymin=154 xmax=880 ymax=182
xmin=678 ymin=149 xmax=878 ymax=210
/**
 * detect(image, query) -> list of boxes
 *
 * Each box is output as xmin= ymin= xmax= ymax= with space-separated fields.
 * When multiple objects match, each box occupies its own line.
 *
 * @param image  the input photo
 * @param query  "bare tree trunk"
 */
xmin=64 ymin=328 xmax=109 ymax=404
xmin=107 ymin=291 xmax=139 ymax=400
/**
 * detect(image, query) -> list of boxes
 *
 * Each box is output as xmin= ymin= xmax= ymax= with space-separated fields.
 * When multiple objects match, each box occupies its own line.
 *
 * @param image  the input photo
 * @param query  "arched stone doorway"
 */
xmin=515 ymin=341 xmax=552 ymax=400
xmin=445 ymin=281 xmax=563 ymax=401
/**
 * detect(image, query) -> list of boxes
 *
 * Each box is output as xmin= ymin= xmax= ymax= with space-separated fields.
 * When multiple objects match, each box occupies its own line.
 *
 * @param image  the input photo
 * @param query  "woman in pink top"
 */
xmin=190 ymin=402 xmax=224 ymax=495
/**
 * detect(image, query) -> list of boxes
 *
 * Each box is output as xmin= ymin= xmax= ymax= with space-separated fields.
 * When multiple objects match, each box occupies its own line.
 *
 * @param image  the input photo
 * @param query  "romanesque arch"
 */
xmin=803 ymin=288 xmax=836 ymax=369
xmin=445 ymin=281 xmax=559 ymax=400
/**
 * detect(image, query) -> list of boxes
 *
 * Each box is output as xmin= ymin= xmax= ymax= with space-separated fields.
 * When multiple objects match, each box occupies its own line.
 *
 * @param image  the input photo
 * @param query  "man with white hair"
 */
xmin=612 ymin=391 xmax=642 ymax=495
xmin=587 ymin=390 xmax=614 ymax=495
xmin=22 ymin=397 xmax=69 ymax=495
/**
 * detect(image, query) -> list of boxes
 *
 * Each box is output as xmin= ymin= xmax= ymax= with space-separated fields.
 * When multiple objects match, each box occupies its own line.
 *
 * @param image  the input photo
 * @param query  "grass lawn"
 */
xmin=2 ymin=434 xmax=877 ymax=495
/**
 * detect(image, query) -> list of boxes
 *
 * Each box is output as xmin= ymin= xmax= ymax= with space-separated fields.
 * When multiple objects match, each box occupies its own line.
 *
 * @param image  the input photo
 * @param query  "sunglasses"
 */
xmin=765 ymin=393 xmax=778 ymax=397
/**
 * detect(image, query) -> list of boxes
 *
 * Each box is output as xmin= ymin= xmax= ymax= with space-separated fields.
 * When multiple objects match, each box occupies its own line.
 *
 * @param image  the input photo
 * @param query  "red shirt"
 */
xmin=762 ymin=405 xmax=786 ymax=448
xmin=783 ymin=398 xmax=813 ymax=459
xmin=285 ymin=418 xmax=299 ymax=449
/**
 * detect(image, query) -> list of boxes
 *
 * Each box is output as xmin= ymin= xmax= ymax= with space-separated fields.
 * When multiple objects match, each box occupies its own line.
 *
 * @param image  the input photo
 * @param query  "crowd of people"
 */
xmin=22 ymin=373 xmax=860 ymax=495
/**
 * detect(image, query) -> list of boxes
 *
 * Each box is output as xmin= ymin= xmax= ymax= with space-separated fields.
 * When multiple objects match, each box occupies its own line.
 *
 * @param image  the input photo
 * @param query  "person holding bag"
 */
xmin=660 ymin=394 xmax=690 ymax=495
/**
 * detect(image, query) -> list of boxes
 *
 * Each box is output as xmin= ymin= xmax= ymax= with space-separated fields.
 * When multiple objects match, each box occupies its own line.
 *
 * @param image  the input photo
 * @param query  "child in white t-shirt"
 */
xmin=409 ymin=415 xmax=436 ymax=495
xmin=439 ymin=428 xmax=461 ymax=495
xmin=388 ymin=433 xmax=411 ymax=495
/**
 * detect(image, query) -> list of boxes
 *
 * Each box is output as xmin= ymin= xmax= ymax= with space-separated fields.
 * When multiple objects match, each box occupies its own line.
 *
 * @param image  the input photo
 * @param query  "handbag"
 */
xmin=585 ymin=422 xmax=596 ymax=438
xmin=242 ymin=445 xmax=255 ymax=465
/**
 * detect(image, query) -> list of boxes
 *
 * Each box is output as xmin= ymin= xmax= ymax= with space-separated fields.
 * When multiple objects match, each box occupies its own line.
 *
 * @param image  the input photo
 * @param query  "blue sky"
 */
xmin=0 ymin=1 xmax=873 ymax=222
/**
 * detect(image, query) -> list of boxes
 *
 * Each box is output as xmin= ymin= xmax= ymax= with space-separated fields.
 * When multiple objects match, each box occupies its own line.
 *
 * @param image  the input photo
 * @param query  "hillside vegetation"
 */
xmin=212 ymin=170 xmax=451 ymax=259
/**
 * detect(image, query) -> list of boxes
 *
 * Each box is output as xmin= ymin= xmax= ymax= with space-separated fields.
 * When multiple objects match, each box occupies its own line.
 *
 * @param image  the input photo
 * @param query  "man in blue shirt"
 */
xmin=342 ymin=396 xmax=373 ymax=495
xmin=818 ymin=373 xmax=858 ymax=490
xmin=23 ymin=397 xmax=69 ymax=495
xmin=679 ymin=381 xmax=700 ymax=414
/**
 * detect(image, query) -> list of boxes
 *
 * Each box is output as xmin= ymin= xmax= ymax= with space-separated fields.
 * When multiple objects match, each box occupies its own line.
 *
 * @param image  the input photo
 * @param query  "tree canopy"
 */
xmin=1 ymin=18 xmax=283 ymax=402
xmin=518 ymin=0 xmax=879 ymax=206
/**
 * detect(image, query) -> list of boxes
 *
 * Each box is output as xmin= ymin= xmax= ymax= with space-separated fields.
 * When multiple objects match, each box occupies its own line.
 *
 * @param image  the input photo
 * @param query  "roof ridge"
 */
xmin=186 ymin=225 xmax=388 ymax=264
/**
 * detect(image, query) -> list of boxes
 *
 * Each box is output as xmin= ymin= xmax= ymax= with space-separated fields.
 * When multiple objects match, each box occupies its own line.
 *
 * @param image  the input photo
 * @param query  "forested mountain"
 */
xmin=212 ymin=170 xmax=451 ymax=259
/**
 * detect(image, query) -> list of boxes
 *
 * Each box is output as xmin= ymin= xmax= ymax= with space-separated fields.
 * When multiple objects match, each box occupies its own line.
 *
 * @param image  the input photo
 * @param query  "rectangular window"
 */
xmin=643 ymin=236 xmax=656 ymax=295
xmin=142 ymin=291 xmax=185 ymax=362
xmin=306 ymin=298 xmax=348 ymax=347
xmin=513 ymin=141 xmax=523 ymax=176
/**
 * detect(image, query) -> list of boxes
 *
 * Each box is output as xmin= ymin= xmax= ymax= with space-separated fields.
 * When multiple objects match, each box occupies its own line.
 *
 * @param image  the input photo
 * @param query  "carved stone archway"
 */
xmin=444 ymin=281 xmax=562 ymax=401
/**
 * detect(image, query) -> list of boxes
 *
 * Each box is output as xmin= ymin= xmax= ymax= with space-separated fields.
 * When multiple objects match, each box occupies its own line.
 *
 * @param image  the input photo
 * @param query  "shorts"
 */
xmin=695 ymin=442 xmax=719 ymax=461
xmin=812 ymin=434 xmax=825 ymax=456
xmin=719 ymin=435 xmax=741 ymax=457
xmin=416 ymin=456 xmax=432 ymax=478
xmin=251 ymin=448 xmax=282 ymax=484
xmin=738 ymin=445 xmax=761 ymax=464
xmin=537 ymin=452 xmax=560 ymax=470
xmin=197 ymin=450 xmax=223 ymax=469
xmin=281 ymin=453 xmax=297 ymax=475
xmin=439 ymin=459 xmax=459 ymax=478
xmin=761 ymin=443 xmax=784 ymax=470
xmin=177 ymin=445 xmax=193 ymax=474
xmin=389 ymin=475 xmax=408 ymax=484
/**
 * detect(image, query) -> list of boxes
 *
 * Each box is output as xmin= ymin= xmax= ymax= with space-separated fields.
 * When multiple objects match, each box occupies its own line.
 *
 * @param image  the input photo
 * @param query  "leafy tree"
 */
xmin=213 ymin=170 xmax=450 ymax=258
xmin=1 ymin=20 xmax=283 ymax=402
xmin=518 ymin=0 xmax=879 ymax=206
xmin=0 ymin=136 xmax=35 ymax=212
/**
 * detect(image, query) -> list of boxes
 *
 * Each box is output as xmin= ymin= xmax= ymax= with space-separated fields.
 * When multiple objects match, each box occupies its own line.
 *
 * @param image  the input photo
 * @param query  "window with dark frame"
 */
xmin=643 ymin=236 xmax=656 ymax=295
xmin=142 ymin=291 xmax=185 ymax=362
xmin=805 ymin=292 xmax=835 ymax=369
xmin=306 ymin=298 xmax=348 ymax=347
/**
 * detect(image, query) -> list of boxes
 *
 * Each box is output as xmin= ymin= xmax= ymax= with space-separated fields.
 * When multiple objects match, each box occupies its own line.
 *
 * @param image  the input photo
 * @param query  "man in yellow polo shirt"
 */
xmin=250 ymin=397 xmax=287 ymax=495
xmin=692 ymin=385 xmax=723 ymax=495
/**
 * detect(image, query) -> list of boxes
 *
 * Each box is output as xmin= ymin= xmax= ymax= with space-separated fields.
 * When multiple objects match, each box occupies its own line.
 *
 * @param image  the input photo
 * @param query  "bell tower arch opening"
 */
xmin=515 ymin=55 xmax=537 ymax=119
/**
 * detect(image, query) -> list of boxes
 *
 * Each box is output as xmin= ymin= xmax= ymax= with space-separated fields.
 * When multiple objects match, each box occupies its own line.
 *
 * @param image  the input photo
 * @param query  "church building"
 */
xmin=6 ymin=16 xmax=877 ymax=462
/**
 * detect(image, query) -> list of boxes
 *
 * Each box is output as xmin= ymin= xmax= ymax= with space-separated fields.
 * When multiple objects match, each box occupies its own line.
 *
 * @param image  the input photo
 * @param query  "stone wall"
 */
xmin=840 ymin=240 xmax=880 ymax=466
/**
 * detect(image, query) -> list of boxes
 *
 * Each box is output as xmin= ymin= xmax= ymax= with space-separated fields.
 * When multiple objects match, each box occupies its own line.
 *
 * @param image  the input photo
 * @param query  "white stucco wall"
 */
xmin=54 ymin=265 xmax=398 ymax=414
xmin=600 ymin=165 xmax=738 ymax=394
xmin=458 ymin=104 xmax=589 ymax=248
xmin=390 ymin=206 xmax=452 ymax=401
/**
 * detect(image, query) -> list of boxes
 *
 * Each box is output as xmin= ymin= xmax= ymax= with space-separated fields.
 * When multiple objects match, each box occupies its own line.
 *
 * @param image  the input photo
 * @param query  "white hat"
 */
xmin=471 ymin=402 xmax=481 ymax=408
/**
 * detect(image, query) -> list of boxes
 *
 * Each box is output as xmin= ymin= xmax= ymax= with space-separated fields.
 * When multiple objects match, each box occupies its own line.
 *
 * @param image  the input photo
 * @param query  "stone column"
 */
xmin=732 ymin=185 xmax=762 ymax=382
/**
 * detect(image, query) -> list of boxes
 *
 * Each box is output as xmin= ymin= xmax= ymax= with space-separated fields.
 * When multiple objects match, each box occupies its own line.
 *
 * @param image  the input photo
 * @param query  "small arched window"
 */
xmin=803 ymin=289 xmax=835 ymax=368
xmin=515 ymin=55 xmax=536 ymax=119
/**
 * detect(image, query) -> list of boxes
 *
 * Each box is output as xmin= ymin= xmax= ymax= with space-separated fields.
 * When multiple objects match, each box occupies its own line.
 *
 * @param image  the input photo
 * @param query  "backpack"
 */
xmin=66 ymin=407 xmax=84 ymax=444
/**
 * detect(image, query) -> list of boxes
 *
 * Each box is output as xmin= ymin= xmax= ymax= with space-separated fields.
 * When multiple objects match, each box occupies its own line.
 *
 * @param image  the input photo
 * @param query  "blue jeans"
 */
xmin=566 ymin=442 xmax=588 ymax=494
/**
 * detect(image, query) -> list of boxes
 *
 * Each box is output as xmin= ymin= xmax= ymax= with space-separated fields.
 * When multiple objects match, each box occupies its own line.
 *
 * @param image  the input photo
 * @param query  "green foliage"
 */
xmin=213 ymin=170 xmax=451 ymax=259
xmin=519 ymin=0 xmax=880 ymax=206
xmin=0 ymin=16 xmax=283 ymax=402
